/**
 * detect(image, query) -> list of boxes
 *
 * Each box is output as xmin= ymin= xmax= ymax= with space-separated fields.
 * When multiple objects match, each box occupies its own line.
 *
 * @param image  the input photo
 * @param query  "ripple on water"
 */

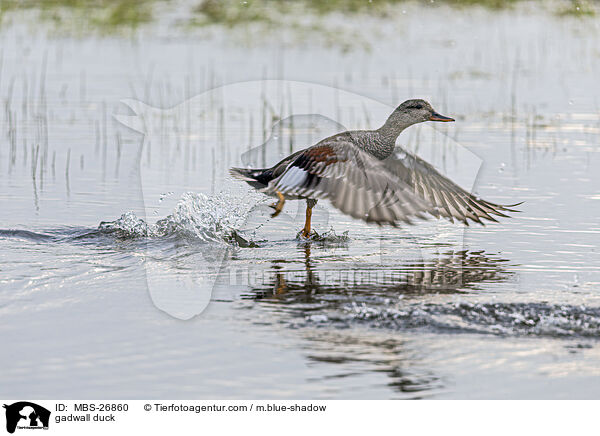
xmin=299 ymin=302 xmax=600 ymax=339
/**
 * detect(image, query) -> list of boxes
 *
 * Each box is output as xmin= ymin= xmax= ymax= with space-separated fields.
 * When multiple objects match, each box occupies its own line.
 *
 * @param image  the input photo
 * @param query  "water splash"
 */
xmin=98 ymin=192 xmax=258 ymax=245
xmin=99 ymin=211 xmax=150 ymax=238
xmin=296 ymin=228 xmax=350 ymax=246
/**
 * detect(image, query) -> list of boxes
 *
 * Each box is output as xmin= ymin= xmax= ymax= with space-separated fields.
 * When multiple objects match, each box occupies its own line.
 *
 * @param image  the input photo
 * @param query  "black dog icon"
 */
xmin=3 ymin=402 xmax=50 ymax=434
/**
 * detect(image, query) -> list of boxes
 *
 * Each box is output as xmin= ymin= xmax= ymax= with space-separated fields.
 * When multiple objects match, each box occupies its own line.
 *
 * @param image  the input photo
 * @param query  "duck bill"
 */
xmin=429 ymin=112 xmax=455 ymax=122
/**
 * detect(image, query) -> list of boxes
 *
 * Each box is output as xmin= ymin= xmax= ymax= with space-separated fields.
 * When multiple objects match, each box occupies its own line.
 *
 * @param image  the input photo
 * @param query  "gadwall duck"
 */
xmin=230 ymin=99 xmax=519 ymax=238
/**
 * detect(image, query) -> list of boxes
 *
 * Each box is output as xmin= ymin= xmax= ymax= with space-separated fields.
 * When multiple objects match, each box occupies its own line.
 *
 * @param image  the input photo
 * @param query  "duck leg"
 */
xmin=301 ymin=199 xmax=318 ymax=238
xmin=270 ymin=190 xmax=286 ymax=218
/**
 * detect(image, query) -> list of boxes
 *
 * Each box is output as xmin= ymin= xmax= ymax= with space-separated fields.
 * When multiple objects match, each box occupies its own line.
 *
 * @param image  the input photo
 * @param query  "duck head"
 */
xmin=392 ymin=99 xmax=455 ymax=125
xmin=377 ymin=99 xmax=455 ymax=148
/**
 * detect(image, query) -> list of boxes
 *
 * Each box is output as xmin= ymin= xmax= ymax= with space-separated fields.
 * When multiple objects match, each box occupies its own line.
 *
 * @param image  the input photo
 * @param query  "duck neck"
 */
xmin=376 ymin=112 xmax=418 ymax=150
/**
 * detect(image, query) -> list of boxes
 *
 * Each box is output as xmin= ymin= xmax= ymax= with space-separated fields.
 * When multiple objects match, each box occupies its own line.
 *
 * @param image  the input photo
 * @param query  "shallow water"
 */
xmin=1 ymin=3 xmax=600 ymax=398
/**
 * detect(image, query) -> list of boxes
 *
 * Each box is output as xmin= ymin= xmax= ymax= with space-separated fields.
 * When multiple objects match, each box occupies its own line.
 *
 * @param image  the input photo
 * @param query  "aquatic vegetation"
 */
xmin=439 ymin=0 xmax=521 ymax=9
xmin=557 ymin=0 xmax=595 ymax=16
xmin=192 ymin=0 xmax=269 ymax=26
xmin=192 ymin=0 xmax=517 ymax=25
xmin=191 ymin=0 xmax=596 ymax=26
xmin=192 ymin=0 xmax=404 ymax=27
xmin=0 ymin=0 xmax=596 ymax=34
xmin=0 ymin=0 xmax=159 ymax=31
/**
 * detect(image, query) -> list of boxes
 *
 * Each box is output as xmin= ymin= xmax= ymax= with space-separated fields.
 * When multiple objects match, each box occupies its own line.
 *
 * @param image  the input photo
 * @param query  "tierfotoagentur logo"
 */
xmin=115 ymin=80 xmax=483 ymax=320
xmin=3 ymin=402 xmax=50 ymax=434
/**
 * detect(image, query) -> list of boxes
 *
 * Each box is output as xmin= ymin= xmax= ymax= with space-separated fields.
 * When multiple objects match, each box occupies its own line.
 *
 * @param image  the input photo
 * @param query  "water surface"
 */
xmin=1 ymin=4 xmax=600 ymax=398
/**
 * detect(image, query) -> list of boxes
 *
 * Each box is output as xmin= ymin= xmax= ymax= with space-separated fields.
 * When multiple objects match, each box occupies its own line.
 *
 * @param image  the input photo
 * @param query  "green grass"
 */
xmin=191 ymin=0 xmax=596 ymax=26
xmin=557 ymin=0 xmax=596 ymax=15
xmin=0 ymin=0 xmax=596 ymax=32
xmin=0 ymin=0 xmax=157 ymax=30
xmin=440 ymin=0 xmax=521 ymax=9
xmin=192 ymin=0 xmax=268 ymax=26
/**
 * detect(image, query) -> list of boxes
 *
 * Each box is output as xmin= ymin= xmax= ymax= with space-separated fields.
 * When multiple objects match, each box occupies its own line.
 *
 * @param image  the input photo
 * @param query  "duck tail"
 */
xmin=229 ymin=167 xmax=271 ymax=189
xmin=230 ymin=167 xmax=261 ymax=181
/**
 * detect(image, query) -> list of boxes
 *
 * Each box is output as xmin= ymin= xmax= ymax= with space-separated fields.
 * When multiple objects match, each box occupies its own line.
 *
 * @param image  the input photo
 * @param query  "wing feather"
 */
xmin=384 ymin=148 xmax=521 ymax=225
xmin=260 ymin=138 xmax=520 ymax=226
xmin=264 ymin=141 xmax=433 ymax=226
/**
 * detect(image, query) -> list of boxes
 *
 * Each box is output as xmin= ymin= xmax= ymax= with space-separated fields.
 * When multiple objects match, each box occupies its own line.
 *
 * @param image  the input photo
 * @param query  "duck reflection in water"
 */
xmin=243 ymin=245 xmax=513 ymax=303
xmin=240 ymin=244 xmax=513 ymax=397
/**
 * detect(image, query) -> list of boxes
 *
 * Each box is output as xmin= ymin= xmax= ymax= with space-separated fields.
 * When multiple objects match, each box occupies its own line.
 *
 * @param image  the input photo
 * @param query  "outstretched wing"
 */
xmin=264 ymin=140 xmax=434 ymax=226
xmin=383 ymin=147 xmax=521 ymax=225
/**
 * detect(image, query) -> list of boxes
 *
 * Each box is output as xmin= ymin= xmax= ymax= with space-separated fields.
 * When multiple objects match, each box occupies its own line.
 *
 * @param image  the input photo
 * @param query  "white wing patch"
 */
xmin=277 ymin=166 xmax=309 ymax=190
